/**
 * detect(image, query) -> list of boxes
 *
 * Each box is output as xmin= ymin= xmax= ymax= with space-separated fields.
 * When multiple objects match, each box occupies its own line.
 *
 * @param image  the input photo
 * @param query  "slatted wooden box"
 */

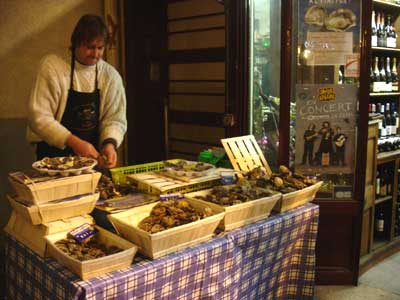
xmin=7 ymin=193 xmax=99 ymax=225
xmin=185 ymin=188 xmax=281 ymax=231
xmin=4 ymin=212 xmax=94 ymax=257
xmin=46 ymin=225 xmax=138 ymax=280
xmin=108 ymin=198 xmax=225 ymax=259
xmin=8 ymin=172 xmax=101 ymax=205
xmin=221 ymin=135 xmax=322 ymax=212
xmin=127 ymin=171 xmax=221 ymax=195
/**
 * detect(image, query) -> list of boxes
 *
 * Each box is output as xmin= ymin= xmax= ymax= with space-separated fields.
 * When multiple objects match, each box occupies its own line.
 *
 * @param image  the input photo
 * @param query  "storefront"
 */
xmin=2 ymin=0 xmax=400 ymax=299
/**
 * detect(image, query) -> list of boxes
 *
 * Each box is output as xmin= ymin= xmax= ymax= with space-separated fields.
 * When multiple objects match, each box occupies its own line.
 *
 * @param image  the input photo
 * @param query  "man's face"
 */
xmin=74 ymin=36 xmax=105 ymax=65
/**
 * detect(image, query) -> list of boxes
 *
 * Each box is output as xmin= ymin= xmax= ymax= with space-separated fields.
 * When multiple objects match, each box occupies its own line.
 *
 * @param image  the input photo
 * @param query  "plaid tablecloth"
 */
xmin=5 ymin=203 xmax=319 ymax=300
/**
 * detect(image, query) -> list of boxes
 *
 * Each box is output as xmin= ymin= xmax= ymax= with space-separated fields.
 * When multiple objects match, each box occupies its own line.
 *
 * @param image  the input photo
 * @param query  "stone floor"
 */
xmin=315 ymin=252 xmax=400 ymax=300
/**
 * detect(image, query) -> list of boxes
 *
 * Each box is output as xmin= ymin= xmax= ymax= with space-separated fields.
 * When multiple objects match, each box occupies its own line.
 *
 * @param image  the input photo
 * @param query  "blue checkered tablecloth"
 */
xmin=5 ymin=203 xmax=319 ymax=300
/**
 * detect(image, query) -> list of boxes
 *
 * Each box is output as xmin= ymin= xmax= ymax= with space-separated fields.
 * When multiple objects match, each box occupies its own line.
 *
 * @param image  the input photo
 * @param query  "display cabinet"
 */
xmin=360 ymin=0 xmax=400 ymax=273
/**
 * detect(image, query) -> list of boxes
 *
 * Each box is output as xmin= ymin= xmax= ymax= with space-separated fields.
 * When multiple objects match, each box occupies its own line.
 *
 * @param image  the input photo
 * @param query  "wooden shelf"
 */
xmin=377 ymin=149 xmax=400 ymax=161
xmin=375 ymin=195 xmax=392 ymax=204
xmin=371 ymin=47 xmax=400 ymax=53
xmin=373 ymin=0 xmax=400 ymax=8
xmin=370 ymin=92 xmax=400 ymax=97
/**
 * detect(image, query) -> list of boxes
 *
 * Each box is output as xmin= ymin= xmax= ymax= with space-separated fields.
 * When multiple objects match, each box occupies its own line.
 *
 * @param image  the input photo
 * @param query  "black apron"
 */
xmin=36 ymin=57 xmax=100 ymax=160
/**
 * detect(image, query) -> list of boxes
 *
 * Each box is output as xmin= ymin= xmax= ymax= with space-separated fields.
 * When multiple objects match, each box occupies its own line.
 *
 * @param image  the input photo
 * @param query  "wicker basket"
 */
xmin=46 ymin=225 xmax=138 ymax=280
xmin=7 ymin=193 xmax=99 ymax=225
xmin=108 ymin=198 xmax=225 ymax=259
xmin=8 ymin=172 xmax=101 ymax=205
xmin=273 ymin=181 xmax=323 ymax=213
xmin=4 ymin=212 xmax=94 ymax=257
xmin=185 ymin=189 xmax=281 ymax=231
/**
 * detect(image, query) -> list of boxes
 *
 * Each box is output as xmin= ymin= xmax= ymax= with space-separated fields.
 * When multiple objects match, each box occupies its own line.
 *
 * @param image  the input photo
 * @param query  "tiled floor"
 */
xmin=315 ymin=252 xmax=400 ymax=300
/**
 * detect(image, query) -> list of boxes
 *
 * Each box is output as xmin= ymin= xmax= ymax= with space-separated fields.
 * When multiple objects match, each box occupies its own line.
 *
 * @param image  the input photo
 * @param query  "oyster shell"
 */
xmin=324 ymin=8 xmax=356 ymax=32
xmin=305 ymin=5 xmax=327 ymax=27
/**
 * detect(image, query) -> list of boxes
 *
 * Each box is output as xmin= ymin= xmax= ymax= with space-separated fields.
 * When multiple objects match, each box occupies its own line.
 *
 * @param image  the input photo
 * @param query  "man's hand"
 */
xmin=98 ymin=143 xmax=117 ymax=169
xmin=65 ymin=134 xmax=99 ymax=159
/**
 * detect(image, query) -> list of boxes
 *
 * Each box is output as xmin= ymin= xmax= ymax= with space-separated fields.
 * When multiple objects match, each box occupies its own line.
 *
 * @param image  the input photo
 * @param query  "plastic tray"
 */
xmin=110 ymin=159 xmax=181 ymax=185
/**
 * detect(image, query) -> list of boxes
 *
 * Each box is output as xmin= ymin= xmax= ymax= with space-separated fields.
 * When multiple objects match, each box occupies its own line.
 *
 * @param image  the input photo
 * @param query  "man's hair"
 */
xmin=70 ymin=14 xmax=108 ymax=49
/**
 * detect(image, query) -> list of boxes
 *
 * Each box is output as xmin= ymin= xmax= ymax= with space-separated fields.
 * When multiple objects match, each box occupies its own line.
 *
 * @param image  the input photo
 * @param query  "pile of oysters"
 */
xmin=55 ymin=237 xmax=122 ymax=261
xmin=247 ymin=165 xmax=319 ymax=194
xmin=194 ymin=184 xmax=275 ymax=206
xmin=138 ymin=200 xmax=213 ymax=234
xmin=96 ymin=174 xmax=136 ymax=200
xmin=35 ymin=156 xmax=95 ymax=170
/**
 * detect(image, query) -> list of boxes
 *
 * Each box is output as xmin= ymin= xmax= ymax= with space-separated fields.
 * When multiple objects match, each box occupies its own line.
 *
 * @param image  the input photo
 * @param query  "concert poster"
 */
xmin=294 ymin=84 xmax=357 ymax=175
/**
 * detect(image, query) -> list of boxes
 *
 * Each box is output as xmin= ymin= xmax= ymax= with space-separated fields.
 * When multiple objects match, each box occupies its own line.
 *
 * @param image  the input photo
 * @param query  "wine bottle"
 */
xmin=381 ymin=104 xmax=387 ymax=137
xmin=392 ymin=102 xmax=399 ymax=134
xmin=382 ymin=12 xmax=388 ymax=47
xmin=386 ymin=57 xmax=393 ymax=92
xmin=376 ymin=167 xmax=381 ymax=197
xmin=375 ymin=210 xmax=385 ymax=239
xmin=380 ymin=57 xmax=387 ymax=91
xmin=372 ymin=10 xmax=378 ymax=47
xmin=377 ymin=12 xmax=384 ymax=47
xmin=373 ymin=56 xmax=382 ymax=92
xmin=392 ymin=57 xmax=399 ymax=92
xmin=386 ymin=15 xmax=395 ymax=48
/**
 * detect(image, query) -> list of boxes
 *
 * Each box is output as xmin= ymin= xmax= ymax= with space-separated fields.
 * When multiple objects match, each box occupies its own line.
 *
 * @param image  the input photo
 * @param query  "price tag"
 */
xmin=69 ymin=223 xmax=96 ymax=243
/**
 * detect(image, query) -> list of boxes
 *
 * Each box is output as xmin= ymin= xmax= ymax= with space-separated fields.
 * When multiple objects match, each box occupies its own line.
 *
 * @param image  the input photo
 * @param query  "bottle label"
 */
xmin=372 ymin=36 xmax=378 ymax=47
xmin=377 ymin=219 xmax=384 ymax=232
xmin=376 ymin=178 xmax=381 ymax=195
xmin=373 ymin=82 xmax=381 ymax=92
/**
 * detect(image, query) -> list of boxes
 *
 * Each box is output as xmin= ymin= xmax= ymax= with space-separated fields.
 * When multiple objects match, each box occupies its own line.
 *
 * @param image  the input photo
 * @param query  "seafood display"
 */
xmin=55 ymin=237 xmax=122 ymax=261
xmin=97 ymin=175 xmax=136 ymax=200
xmin=138 ymin=200 xmax=213 ymax=233
xmin=32 ymin=156 xmax=97 ymax=176
xmin=193 ymin=183 xmax=275 ymax=206
xmin=163 ymin=160 xmax=215 ymax=178
xmin=247 ymin=165 xmax=320 ymax=194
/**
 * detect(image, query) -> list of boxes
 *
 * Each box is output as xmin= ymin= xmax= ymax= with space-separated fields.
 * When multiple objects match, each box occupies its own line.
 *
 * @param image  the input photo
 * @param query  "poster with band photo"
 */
xmin=295 ymin=84 xmax=357 ymax=174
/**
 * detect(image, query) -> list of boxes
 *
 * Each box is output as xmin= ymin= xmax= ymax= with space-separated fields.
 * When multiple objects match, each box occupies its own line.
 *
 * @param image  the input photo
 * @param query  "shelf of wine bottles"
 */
xmin=376 ymin=164 xmax=394 ymax=199
xmin=368 ymin=101 xmax=400 ymax=142
xmin=371 ymin=8 xmax=398 ymax=49
xmin=370 ymin=55 xmax=399 ymax=93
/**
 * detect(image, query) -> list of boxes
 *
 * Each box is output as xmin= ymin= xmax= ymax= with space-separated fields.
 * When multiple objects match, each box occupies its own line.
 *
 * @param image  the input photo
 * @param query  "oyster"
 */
xmin=137 ymin=200 xmax=211 ymax=233
xmin=55 ymin=237 xmax=122 ymax=261
xmin=324 ymin=8 xmax=356 ymax=32
xmin=305 ymin=5 xmax=327 ymax=27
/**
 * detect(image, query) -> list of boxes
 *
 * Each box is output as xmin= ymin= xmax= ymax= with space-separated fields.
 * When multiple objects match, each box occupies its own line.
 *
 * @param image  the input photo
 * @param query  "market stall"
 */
xmin=4 ymin=136 xmax=321 ymax=299
xmin=5 ymin=203 xmax=318 ymax=300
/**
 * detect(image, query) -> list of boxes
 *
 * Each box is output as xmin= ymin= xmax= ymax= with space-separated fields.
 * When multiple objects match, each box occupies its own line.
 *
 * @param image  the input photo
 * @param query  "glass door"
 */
xmin=248 ymin=0 xmax=282 ymax=171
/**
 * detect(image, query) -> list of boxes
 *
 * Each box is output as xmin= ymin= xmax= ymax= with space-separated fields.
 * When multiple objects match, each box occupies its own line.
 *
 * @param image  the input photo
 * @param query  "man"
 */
xmin=333 ymin=126 xmax=347 ymax=166
xmin=26 ymin=14 xmax=126 ymax=169
xmin=301 ymin=123 xmax=318 ymax=165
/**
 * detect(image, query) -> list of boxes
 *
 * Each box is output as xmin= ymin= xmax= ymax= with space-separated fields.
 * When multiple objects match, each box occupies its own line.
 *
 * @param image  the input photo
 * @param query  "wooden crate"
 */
xmin=108 ymin=198 xmax=225 ymax=259
xmin=221 ymin=135 xmax=272 ymax=177
xmin=185 ymin=189 xmax=281 ymax=231
xmin=7 ymin=193 xmax=99 ymax=225
xmin=273 ymin=181 xmax=323 ymax=213
xmin=4 ymin=212 xmax=94 ymax=257
xmin=127 ymin=171 xmax=221 ymax=195
xmin=8 ymin=172 xmax=101 ymax=205
xmin=46 ymin=225 xmax=138 ymax=280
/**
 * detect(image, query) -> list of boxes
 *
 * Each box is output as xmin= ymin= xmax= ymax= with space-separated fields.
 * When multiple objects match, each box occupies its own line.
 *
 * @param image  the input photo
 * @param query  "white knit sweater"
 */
xmin=26 ymin=52 xmax=127 ymax=149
